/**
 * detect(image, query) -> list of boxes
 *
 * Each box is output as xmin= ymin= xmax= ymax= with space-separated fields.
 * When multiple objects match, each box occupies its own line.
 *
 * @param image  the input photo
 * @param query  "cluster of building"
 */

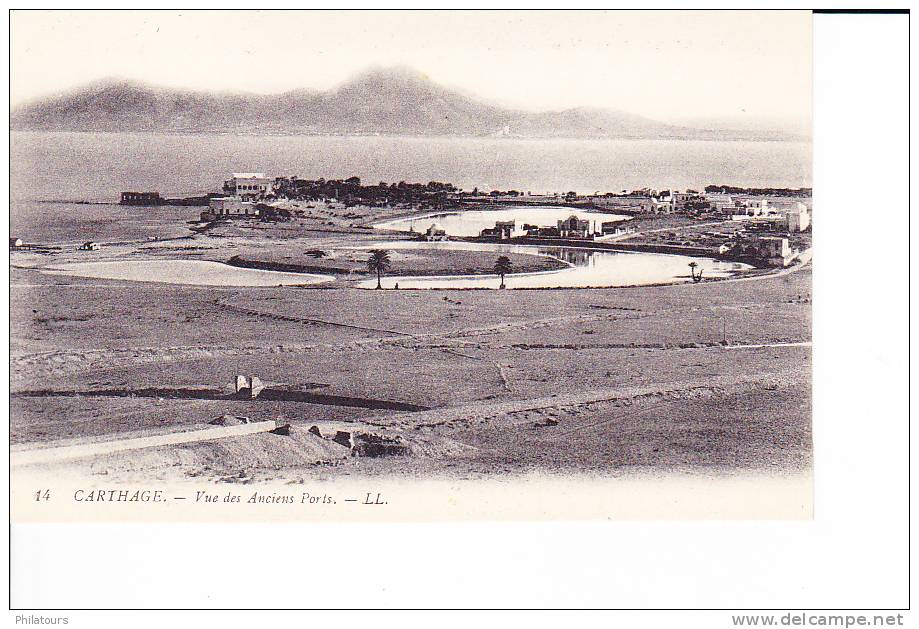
xmin=121 ymin=171 xmax=352 ymax=223
xmin=200 ymin=173 xmax=274 ymax=221
xmin=588 ymin=190 xmax=811 ymax=267
xmin=467 ymin=205 xmax=807 ymax=267
xmin=729 ymin=198 xmax=811 ymax=232
xmin=116 ymin=170 xmax=810 ymax=270
xmin=474 ymin=215 xmax=633 ymax=242
xmin=585 ymin=192 xmax=670 ymax=214
xmin=587 ymin=190 xmax=811 ymax=232
xmin=585 ymin=189 xmax=708 ymax=213
xmin=733 ymin=236 xmax=798 ymax=267
xmin=642 ymin=221 xmax=804 ymax=267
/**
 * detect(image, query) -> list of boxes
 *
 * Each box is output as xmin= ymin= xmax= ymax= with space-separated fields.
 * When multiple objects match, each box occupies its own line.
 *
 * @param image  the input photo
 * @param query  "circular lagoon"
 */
xmin=43 ymin=260 xmax=335 ymax=287
xmin=354 ymin=241 xmax=751 ymax=290
xmin=374 ymin=205 xmax=630 ymax=237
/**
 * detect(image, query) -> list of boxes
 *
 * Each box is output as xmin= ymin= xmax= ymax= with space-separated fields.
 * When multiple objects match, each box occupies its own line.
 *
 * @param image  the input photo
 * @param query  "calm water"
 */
xmin=354 ymin=241 xmax=751 ymax=289
xmin=43 ymin=260 xmax=334 ymax=287
xmin=10 ymin=131 xmax=810 ymax=243
xmin=10 ymin=201 xmax=201 ymax=245
xmin=374 ymin=206 xmax=629 ymax=237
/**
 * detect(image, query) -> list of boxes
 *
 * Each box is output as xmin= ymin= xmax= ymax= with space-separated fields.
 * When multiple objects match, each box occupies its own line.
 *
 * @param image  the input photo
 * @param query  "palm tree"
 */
xmin=688 ymin=261 xmax=703 ymax=283
xmin=494 ymin=255 xmax=513 ymax=289
xmin=367 ymin=249 xmax=392 ymax=289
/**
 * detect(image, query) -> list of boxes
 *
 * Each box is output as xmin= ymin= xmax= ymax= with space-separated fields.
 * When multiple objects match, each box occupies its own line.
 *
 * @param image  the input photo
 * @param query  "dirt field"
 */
xmin=9 ymin=222 xmax=811 ymax=481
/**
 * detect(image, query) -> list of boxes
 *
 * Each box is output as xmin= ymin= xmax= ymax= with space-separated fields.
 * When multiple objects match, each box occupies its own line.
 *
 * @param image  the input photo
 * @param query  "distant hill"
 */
xmin=10 ymin=66 xmax=801 ymax=141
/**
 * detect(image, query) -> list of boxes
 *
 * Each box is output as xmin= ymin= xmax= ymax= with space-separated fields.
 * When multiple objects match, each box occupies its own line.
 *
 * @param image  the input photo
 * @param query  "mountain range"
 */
xmin=10 ymin=67 xmax=801 ymax=141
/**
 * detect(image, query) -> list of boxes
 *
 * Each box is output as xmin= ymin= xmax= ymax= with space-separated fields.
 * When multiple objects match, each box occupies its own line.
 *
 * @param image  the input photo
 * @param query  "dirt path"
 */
xmin=11 ymin=420 xmax=280 ymax=467
xmin=721 ymin=341 xmax=811 ymax=350
xmin=214 ymin=299 xmax=412 ymax=336
xmin=363 ymin=370 xmax=809 ymax=433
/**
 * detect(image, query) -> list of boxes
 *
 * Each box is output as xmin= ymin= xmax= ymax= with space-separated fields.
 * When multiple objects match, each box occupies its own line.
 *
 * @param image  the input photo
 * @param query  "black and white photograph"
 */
xmin=8 ymin=9 xmax=815 ymax=516
xmin=5 ymin=6 xmax=911 ymax=618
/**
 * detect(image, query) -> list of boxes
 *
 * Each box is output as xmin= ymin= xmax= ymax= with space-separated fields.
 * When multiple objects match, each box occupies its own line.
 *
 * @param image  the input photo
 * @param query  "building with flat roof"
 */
xmin=203 ymin=197 xmax=259 ymax=221
xmin=756 ymin=236 xmax=796 ymax=267
xmin=786 ymin=204 xmax=811 ymax=232
xmin=600 ymin=222 xmax=634 ymax=237
xmin=120 ymin=192 xmax=164 ymax=206
xmin=224 ymin=173 xmax=273 ymax=200
xmin=672 ymin=191 xmax=704 ymax=211
xmin=480 ymin=220 xmax=526 ymax=240
xmin=705 ymin=193 xmax=737 ymax=214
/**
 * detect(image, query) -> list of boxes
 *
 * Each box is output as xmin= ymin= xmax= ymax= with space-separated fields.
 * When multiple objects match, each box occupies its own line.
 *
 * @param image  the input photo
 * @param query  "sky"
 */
xmin=10 ymin=10 xmax=812 ymax=129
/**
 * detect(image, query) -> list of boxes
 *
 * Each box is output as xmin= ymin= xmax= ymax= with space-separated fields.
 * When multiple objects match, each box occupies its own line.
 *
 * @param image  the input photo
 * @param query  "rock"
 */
xmin=352 ymin=433 xmax=411 ymax=457
xmin=332 ymin=430 xmax=355 ymax=449
xmin=210 ymin=414 xmax=250 ymax=426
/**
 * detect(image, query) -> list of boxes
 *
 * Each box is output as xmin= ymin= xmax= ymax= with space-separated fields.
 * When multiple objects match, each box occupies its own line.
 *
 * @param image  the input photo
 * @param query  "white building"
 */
xmin=671 ymin=191 xmax=704 ymax=210
xmin=224 ymin=173 xmax=273 ymax=200
xmin=206 ymin=197 xmax=259 ymax=218
xmin=601 ymin=222 xmax=634 ymax=236
xmin=786 ymin=203 xmax=811 ymax=232
xmin=705 ymin=194 xmax=736 ymax=214
xmin=757 ymin=236 xmax=796 ymax=267
xmin=742 ymin=199 xmax=771 ymax=216
xmin=480 ymin=220 xmax=526 ymax=240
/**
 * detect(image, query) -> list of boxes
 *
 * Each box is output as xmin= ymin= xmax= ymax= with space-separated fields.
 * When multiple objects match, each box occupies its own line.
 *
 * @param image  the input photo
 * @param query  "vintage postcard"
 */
xmin=9 ymin=10 xmax=813 ymax=522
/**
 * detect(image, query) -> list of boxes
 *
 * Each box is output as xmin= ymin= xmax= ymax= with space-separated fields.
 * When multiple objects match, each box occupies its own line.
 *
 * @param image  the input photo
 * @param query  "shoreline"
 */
xmin=10 ymin=128 xmax=813 ymax=144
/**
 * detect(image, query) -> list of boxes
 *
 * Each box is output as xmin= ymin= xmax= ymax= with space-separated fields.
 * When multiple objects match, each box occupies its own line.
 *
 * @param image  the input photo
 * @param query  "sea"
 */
xmin=9 ymin=131 xmax=812 ymax=244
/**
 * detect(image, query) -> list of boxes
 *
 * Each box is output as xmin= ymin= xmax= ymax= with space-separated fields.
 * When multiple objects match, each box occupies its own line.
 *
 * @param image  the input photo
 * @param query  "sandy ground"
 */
xmin=9 ymin=218 xmax=812 ymax=482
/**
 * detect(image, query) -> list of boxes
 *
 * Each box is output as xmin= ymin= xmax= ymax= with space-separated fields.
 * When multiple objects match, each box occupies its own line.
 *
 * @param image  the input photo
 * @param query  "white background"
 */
xmin=3 ymin=7 xmax=912 ymax=624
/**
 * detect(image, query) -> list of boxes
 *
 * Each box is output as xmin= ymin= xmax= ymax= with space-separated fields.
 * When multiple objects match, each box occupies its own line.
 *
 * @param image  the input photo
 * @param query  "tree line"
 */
xmin=704 ymin=185 xmax=812 ymax=197
xmin=272 ymin=176 xmax=459 ymax=208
